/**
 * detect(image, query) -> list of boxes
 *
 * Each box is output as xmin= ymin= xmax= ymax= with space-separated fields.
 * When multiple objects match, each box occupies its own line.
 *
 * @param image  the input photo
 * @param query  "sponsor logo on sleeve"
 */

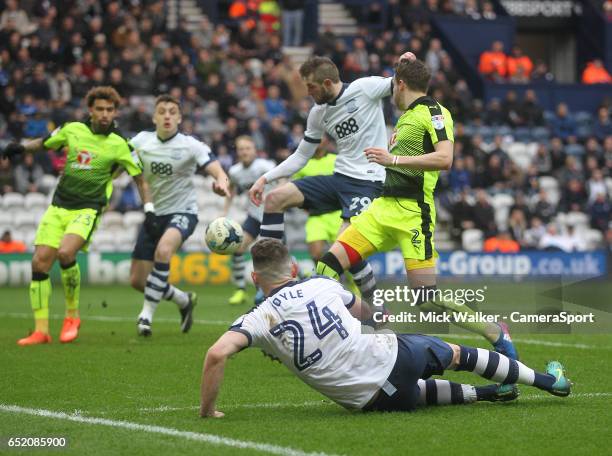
xmin=431 ymin=114 xmax=445 ymax=130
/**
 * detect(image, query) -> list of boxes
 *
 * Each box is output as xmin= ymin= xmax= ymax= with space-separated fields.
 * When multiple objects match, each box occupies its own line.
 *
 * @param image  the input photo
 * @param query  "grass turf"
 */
xmin=1 ymin=283 xmax=611 ymax=455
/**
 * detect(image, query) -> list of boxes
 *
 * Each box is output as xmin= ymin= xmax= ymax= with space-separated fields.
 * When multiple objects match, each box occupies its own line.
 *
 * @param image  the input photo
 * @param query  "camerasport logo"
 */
xmin=71 ymin=150 xmax=95 ymax=170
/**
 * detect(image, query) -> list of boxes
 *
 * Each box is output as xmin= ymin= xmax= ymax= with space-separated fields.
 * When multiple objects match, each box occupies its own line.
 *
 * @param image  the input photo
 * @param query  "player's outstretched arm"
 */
xmin=365 ymin=140 xmax=453 ymax=171
xmin=248 ymin=140 xmax=318 ymax=205
xmin=396 ymin=140 xmax=453 ymax=171
xmin=200 ymin=331 xmax=249 ymax=418
xmin=204 ymin=161 xmax=231 ymax=197
xmin=1 ymin=137 xmax=44 ymax=160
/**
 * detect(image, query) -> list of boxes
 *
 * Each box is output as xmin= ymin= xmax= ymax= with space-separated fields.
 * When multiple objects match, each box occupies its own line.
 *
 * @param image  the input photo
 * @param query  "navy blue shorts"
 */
xmin=242 ymin=215 xmax=261 ymax=239
xmin=363 ymin=334 xmax=453 ymax=412
xmin=293 ymin=173 xmax=383 ymax=219
xmin=132 ymin=213 xmax=198 ymax=261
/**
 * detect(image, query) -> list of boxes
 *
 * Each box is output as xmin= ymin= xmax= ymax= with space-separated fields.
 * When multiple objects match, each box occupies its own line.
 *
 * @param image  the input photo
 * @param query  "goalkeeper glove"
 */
xmin=2 ymin=143 xmax=25 ymax=160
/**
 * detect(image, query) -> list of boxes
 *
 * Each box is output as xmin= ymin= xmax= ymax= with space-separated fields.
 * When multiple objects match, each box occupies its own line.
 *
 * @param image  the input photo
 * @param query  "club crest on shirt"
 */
xmin=170 ymin=148 xmax=183 ymax=160
xmin=345 ymin=98 xmax=358 ymax=113
xmin=431 ymin=114 xmax=445 ymax=130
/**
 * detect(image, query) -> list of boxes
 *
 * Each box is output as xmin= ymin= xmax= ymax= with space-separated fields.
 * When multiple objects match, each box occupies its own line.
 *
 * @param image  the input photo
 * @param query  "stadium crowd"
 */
xmin=0 ymin=0 xmax=610 ymax=253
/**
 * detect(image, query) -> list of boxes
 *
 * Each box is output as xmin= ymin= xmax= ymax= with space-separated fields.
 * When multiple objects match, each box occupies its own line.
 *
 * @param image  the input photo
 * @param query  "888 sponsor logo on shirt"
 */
xmin=334 ymin=117 xmax=360 ymax=139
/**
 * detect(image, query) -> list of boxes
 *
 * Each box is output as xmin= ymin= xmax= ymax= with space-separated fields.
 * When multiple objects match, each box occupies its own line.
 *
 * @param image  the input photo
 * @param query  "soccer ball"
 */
xmin=205 ymin=217 xmax=244 ymax=255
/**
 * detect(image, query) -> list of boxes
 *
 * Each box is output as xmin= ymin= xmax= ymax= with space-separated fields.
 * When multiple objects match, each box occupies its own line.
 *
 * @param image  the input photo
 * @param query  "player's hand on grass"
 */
xmin=2 ymin=142 xmax=25 ymax=160
xmin=399 ymin=51 xmax=417 ymax=62
xmin=365 ymin=147 xmax=394 ymax=166
xmin=212 ymin=178 xmax=230 ymax=197
xmin=249 ymin=176 xmax=267 ymax=206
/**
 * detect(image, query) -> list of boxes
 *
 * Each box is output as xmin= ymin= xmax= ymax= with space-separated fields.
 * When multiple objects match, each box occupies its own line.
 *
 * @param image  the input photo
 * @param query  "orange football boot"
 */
xmin=59 ymin=317 xmax=81 ymax=343
xmin=17 ymin=331 xmax=52 ymax=346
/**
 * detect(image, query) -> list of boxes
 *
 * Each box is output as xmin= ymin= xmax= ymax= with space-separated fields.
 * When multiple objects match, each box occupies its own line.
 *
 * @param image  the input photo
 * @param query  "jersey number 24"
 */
xmin=270 ymin=301 xmax=349 ymax=371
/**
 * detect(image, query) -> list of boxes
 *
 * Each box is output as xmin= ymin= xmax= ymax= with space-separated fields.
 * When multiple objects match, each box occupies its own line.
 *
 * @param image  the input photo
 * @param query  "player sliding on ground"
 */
xmin=129 ymin=94 xmax=230 ymax=336
xmin=225 ymin=136 xmax=276 ymax=305
xmin=315 ymin=56 xmax=519 ymax=360
xmin=1 ymin=87 xmax=155 ymax=345
xmin=199 ymin=239 xmax=570 ymax=417
xmin=249 ymin=55 xmax=415 ymax=303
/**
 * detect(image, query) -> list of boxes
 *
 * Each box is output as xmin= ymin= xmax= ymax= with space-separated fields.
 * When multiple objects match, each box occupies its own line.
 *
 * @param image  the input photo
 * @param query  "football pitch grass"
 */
xmin=1 ymin=283 xmax=611 ymax=455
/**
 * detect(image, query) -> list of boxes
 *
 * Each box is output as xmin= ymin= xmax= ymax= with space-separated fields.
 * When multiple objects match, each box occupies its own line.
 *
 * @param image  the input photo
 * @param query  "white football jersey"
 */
xmin=230 ymin=277 xmax=398 ymax=409
xmin=130 ymin=131 xmax=214 ymax=215
xmin=305 ymin=77 xmax=392 ymax=182
xmin=228 ymin=158 xmax=276 ymax=221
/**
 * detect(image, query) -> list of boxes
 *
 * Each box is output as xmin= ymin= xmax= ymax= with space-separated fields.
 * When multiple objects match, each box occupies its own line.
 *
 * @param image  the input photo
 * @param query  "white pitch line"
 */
xmin=0 ymin=404 xmax=342 ymax=456
xmin=520 ymin=392 xmax=612 ymax=401
xmin=137 ymin=401 xmax=329 ymax=413
xmin=0 ymin=312 xmax=231 ymax=326
xmin=440 ymin=333 xmax=609 ymax=350
xmin=100 ymin=393 xmax=612 ymax=416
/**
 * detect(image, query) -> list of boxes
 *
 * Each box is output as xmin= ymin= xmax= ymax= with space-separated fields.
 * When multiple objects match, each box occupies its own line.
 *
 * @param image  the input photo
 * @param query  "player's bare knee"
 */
xmin=31 ymin=255 xmax=51 ymax=273
xmin=264 ymin=190 xmax=284 ymax=212
xmin=154 ymin=243 xmax=174 ymax=263
xmin=57 ymin=248 xmax=76 ymax=266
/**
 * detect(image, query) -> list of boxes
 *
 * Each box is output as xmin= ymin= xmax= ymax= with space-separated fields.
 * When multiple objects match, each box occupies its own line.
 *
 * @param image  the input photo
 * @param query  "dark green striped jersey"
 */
xmin=43 ymin=121 xmax=142 ymax=210
xmin=383 ymin=96 xmax=454 ymax=203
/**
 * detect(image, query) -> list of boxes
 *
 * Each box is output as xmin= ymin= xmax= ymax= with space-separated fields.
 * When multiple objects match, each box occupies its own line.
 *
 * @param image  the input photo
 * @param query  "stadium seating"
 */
xmin=0 ymin=1 xmax=608 ymax=256
xmin=2 ymin=193 xmax=25 ymax=212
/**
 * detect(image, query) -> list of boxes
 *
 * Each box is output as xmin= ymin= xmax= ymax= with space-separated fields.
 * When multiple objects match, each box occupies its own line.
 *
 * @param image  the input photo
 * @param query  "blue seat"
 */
xmin=543 ymin=111 xmax=556 ymax=123
xmin=513 ymin=127 xmax=532 ymax=142
xmin=477 ymin=126 xmax=494 ymax=138
xmin=576 ymin=125 xmax=593 ymax=140
xmin=496 ymin=125 xmax=512 ymax=136
xmin=565 ymin=143 xmax=585 ymax=156
xmin=532 ymin=126 xmax=551 ymax=142
xmin=463 ymin=124 xmax=476 ymax=136
xmin=574 ymin=111 xmax=593 ymax=127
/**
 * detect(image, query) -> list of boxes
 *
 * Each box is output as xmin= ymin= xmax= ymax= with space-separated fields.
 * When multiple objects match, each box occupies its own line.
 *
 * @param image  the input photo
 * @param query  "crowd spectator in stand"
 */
xmin=590 ymin=193 xmax=610 ymax=232
xmin=279 ymin=0 xmax=304 ymax=47
xmin=582 ymin=59 xmax=612 ymax=84
xmin=449 ymin=156 xmax=472 ymax=192
xmin=539 ymin=224 xmax=585 ymax=252
xmin=472 ymin=189 xmax=497 ymax=237
xmin=560 ymin=178 xmax=587 ymax=213
xmin=531 ymin=60 xmax=555 ymax=82
xmin=507 ymin=46 xmax=533 ymax=81
xmin=519 ymin=90 xmax=544 ymax=126
xmin=0 ymin=230 xmax=27 ymax=253
xmin=0 ymin=157 xmax=15 ymax=194
xmin=0 ymin=0 xmax=37 ymax=35
xmin=550 ymin=103 xmax=577 ymax=140
xmin=507 ymin=207 xmax=528 ymax=245
xmin=483 ymin=230 xmax=520 ymax=253
xmin=593 ymin=106 xmax=612 ymax=140
xmin=534 ymin=189 xmax=556 ymax=223
xmin=501 ymin=90 xmax=522 ymax=127
xmin=478 ymin=40 xmax=507 ymax=81
xmin=14 ymin=153 xmax=44 ymax=194
xmin=451 ymin=190 xmax=476 ymax=242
